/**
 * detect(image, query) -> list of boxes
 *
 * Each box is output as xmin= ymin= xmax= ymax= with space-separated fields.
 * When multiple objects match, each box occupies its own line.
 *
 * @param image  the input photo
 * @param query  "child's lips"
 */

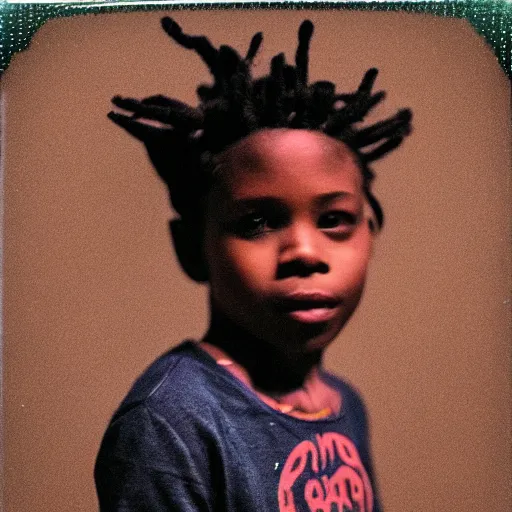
xmin=273 ymin=291 xmax=341 ymax=324
xmin=286 ymin=307 xmax=339 ymax=323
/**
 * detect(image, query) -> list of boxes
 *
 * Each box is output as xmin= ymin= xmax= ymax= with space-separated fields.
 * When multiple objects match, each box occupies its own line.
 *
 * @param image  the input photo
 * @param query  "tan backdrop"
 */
xmin=2 ymin=9 xmax=510 ymax=512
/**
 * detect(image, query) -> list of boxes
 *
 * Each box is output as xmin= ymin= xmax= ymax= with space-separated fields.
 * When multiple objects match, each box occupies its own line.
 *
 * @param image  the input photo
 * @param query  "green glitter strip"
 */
xmin=0 ymin=1 xmax=511 ymax=79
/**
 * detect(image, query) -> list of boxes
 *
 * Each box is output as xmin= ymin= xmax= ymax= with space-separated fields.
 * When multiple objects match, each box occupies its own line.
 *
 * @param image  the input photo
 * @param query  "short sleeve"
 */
xmin=94 ymin=404 xmax=211 ymax=512
xmin=348 ymin=389 xmax=383 ymax=512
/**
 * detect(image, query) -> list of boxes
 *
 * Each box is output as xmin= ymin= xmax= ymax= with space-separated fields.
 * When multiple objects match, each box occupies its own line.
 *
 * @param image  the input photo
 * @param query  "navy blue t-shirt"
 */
xmin=95 ymin=341 xmax=381 ymax=511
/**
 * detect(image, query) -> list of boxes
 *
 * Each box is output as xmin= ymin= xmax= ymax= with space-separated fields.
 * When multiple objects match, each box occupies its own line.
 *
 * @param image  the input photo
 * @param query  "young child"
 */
xmin=95 ymin=17 xmax=412 ymax=512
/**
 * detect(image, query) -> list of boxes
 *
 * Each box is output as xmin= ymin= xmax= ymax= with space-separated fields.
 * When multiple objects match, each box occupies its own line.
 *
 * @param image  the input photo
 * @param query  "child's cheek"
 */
xmin=229 ymin=240 xmax=275 ymax=283
xmin=215 ymin=238 xmax=274 ymax=291
xmin=336 ymin=233 xmax=372 ymax=288
xmin=351 ymin=223 xmax=373 ymax=263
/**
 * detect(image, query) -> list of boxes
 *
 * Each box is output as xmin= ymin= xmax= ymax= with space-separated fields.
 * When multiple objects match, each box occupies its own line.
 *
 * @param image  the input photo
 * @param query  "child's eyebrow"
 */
xmin=229 ymin=197 xmax=283 ymax=210
xmin=314 ymin=192 xmax=357 ymax=206
xmin=230 ymin=192 xmax=357 ymax=209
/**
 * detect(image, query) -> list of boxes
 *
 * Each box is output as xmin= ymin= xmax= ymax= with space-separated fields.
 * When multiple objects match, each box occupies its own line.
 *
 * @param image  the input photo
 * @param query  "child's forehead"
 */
xmin=211 ymin=129 xmax=364 ymax=205
xmin=218 ymin=129 xmax=359 ymax=178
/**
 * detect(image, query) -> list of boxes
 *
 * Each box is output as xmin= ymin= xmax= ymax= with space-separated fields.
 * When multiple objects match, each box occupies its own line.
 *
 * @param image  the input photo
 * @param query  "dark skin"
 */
xmin=201 ymin=308 xmax=340 ymax=417
xmin=173 ymin=129 xmax=374 ymax=417
xmin=203 ymin=303 xmax=323 ymax=392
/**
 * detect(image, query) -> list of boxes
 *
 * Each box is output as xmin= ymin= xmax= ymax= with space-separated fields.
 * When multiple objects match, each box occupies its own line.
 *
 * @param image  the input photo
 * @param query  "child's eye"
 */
xmin=233 ymin=213 xmax=275 ymax=239
xmin=318 ymin=211 xmax=357 ymax=232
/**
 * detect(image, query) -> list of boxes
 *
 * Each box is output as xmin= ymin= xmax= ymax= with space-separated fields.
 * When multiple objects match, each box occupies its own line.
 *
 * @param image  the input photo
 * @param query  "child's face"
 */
xmin=203 ymin=129 xmax=373 ymax=355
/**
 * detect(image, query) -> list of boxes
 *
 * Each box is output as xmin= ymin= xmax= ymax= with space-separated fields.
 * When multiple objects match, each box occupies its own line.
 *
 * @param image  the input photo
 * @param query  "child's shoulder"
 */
xmin=110 ymin=340 xmax=224 ymax=423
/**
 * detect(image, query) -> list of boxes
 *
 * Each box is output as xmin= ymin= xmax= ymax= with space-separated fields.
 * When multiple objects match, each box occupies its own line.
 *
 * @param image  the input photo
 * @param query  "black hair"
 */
xmin=108 ymin=18 xmax=412 ymax=229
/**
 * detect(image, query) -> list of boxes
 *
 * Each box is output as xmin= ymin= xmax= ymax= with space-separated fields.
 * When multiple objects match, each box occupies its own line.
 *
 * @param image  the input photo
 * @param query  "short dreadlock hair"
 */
xmin=108 ymin=18 xmax=412 ymax=229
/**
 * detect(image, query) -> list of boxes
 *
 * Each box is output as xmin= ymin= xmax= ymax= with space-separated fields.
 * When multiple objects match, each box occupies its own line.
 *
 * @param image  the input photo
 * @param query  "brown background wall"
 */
xmin=2 ymin=9 xmax=510 ymax=512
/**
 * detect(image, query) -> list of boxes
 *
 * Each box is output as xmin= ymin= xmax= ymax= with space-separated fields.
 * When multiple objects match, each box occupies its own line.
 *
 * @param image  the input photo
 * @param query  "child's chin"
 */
xmin=277 ymin=327 xmax=340 ymax=355
xmin=303 ymin=333 xmax=339 ymax=353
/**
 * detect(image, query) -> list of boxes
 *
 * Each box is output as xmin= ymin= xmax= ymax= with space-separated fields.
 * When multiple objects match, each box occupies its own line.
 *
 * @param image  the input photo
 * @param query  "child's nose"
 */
xmin=276 ymin=223 xmax=329 ymax=278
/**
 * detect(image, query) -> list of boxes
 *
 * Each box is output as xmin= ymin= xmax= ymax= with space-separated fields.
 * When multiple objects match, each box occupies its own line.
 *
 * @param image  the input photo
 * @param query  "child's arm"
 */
xmin=95 ymin=404 xmax=211 ymax=511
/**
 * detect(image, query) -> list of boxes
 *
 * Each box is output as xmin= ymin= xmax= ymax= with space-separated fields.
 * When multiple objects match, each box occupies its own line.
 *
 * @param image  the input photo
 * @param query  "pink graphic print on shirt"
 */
xmin=278 ymin=432 xmax=373 ymax=512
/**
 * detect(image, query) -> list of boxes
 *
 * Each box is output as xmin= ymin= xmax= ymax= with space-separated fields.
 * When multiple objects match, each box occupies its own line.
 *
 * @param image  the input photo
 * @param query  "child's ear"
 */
xmin=169 ymin=219 xmax=209 ymax=283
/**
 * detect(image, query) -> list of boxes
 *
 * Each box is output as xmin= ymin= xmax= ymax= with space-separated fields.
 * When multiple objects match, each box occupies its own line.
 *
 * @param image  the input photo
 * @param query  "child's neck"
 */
xmin=201 ymin=310 xmax=341 ymax=416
